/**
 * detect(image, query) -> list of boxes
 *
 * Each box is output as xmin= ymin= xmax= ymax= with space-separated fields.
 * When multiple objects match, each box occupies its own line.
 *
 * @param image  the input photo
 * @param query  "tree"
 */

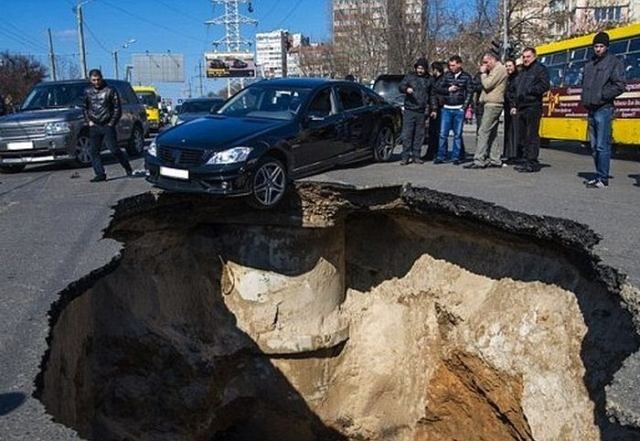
xmin=0 ymin=52 xmax=48 ymax=108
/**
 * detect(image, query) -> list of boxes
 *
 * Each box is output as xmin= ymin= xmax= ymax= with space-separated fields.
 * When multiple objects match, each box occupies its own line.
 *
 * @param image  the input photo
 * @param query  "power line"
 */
xmin=83 ymin=21 xmax=112 ymax=54
xmin=0 ymin=29 xmax=48 ymax=53
xmin=4 ymin=22 xmax=49 ymax=52
xmin=276 ymin=0 xmax=305 ymax=27
xmin=155 ymin=0 xmax=204 ymax=24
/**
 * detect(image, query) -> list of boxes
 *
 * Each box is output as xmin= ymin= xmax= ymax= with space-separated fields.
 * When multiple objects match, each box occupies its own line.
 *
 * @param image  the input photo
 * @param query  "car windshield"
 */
xmin=218 ymin=86 xmax=310 ymax=120
xmin=21 ymin=83 xmax=88 ymax=110
xmin=137 ymin=92 xmax=157 ymax=107
xmin=180 ymin=100 xmax=221 ymax=113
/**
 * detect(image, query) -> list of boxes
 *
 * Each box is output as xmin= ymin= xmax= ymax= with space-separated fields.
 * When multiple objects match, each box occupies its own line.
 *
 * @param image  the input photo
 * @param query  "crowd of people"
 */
xmin=398 ymin=31 xmax=626 ymax=187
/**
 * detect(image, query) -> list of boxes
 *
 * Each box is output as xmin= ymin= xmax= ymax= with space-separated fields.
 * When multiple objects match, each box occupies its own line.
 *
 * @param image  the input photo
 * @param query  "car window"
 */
xmin=363 ymin=87 xmax=385 ymax=106
xmin=307 ymin=88 xmax=333 ymax=118
xmin=218 ymin=86 xmax=310 ymax=120
xmin=111 ymin=83 xmax=128 ymax=104
xmin=21 ymin=82 xmax=87 ymax=110
xmin=124 ymin=85 xmax=139 ymax=104
xmin=337 ymin=85 xmax=364 ymax=110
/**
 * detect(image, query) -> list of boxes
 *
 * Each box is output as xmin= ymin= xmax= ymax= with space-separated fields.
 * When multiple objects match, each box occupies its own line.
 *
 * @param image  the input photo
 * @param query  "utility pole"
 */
xmin=76 ymin=1 xmax=88 ymax=78
xmin=47 ymin=28 xmax=57 ymax=81
xmin=198 ymin=60 xmax=204 ymax=97
xmin=502 ymin=0 xmax=509 ymax=61
xmin=113 ymin=51 xmax=119 ymax=79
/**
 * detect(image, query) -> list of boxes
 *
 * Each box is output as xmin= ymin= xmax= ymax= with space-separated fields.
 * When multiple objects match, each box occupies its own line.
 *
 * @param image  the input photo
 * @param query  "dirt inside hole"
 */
xmin=37 ymin=190 xmax=640 ymax=441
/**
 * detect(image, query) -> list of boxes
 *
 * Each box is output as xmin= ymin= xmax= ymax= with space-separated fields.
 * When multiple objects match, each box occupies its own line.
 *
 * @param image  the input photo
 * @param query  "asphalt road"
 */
xmin=0 ymin=134 xmax=638 ymax=439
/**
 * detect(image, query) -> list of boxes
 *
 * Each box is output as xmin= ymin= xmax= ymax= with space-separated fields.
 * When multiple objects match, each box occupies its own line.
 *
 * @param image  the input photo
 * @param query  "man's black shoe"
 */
xmin=125 ymin=166 xmax=133 ymax=177
xmin=464 ymin=163 xmax=486 ymax=169
xmin=452 ymin=159 xmax=462 ymax=165
xmin=399 ymin=159 xmax=410 ymax=166
xmin=90 ymin=175 xmax=107 ymax=183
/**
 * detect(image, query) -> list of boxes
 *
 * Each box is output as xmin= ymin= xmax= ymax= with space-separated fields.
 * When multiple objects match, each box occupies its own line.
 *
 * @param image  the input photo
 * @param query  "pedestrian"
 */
xmin=471 ymin=68 xmax=484 ymax=134
xmin=434 ymin=55 xmax=474 ymax=165
xmin=503 ymin=58 xmax=521 ymax=163
xmin=465 ymin=51 xmax=508 ymax=169
xmin=426 ymin=61 xmax=445 ymax=161
xmin=83 ymin=69 xmax=132 ymax=182
xmin=581 ymin=31 xmax=625 ymax=188
xmin=514 ymin=47 xmax=550 ymax=173
xmin=344 ymin=74 xmax=356 ymax=82
xmin=398 ymin=57 xmax=436 ymax=165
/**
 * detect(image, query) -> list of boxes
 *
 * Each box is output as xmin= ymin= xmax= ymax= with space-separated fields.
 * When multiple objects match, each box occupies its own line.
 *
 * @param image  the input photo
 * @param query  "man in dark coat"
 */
xmin=514 ymin=47 xmax=550 ymax=173
xmin=426 ymin=61 xmax=445 ymax=161
xmin=435 ymin=55 xmax=474 ymax=165
xmin=581 ymin=31 xmax=625 ymax=188
xmin=83 ymin=69 xmax=132 ymax=182
xmin=398 ymin=57 xmax=436 ymax=165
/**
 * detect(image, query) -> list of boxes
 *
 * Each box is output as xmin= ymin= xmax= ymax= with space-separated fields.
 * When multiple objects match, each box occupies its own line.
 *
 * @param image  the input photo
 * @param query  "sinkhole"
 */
xmin=36 ymin=184 xmax=640 ymax=441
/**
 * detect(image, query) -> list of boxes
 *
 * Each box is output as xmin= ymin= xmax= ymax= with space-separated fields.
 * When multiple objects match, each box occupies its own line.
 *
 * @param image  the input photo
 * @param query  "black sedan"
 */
xmin=145 ymin=78 xmax=401 ymax=208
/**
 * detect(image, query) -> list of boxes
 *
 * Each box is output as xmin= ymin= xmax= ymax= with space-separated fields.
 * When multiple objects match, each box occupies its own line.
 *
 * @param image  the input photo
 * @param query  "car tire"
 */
xmin=74 ymin=132 xmax=92 ymax=167
xmin=247 ymin=156 xmax=288 ymax=209
xmin=127 ymin=125 xmax=145 ymax=157
xmin=0 ymin=164 xmax=27 ymax=173
xmin=373 ymin=125 xmax=395 ymax=162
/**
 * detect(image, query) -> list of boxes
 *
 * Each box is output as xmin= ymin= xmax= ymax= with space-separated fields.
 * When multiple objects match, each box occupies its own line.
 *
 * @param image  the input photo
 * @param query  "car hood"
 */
xmin=159 ymin=115 xmax=289 ymax=150
xmin=177 ymin=112 xmax=209 ymax=122
xmin=0 ymin=108 xmax=83 ymax=124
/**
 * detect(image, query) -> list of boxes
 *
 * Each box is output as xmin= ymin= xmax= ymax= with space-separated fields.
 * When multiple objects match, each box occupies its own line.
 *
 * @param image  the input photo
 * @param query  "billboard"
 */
xmin=204 ymin=52 xmax=256 ymax=78
xmin=132 ymin=53 xmax=185 ymax=83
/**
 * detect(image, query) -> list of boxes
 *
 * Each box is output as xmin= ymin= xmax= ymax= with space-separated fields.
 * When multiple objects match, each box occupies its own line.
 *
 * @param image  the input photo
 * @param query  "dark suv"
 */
xmin=0 ymin=79 xmax=148 ymax=173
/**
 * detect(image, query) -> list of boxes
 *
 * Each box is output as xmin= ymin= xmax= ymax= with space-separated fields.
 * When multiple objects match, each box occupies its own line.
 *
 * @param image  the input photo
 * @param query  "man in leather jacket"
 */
xmin=435 ymin=55 xmax=474 ymax=164
xmin=398 ymin=57 xmax=436 ymax=165
xmin=84 ymin=69 xmax=132 ymax=182
xmin=581 ymin=31 xmax=625 ymax=188
xmin=514 ymin=48 xmax=549 ymax=173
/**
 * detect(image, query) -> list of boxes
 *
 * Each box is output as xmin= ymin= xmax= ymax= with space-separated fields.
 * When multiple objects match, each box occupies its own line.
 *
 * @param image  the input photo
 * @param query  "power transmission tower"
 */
xmin=205 ymin=0 xmax=257 ymax=96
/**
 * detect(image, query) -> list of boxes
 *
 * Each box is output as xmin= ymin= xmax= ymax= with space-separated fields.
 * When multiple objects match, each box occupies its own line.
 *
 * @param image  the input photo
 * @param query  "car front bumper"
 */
xmin=0 ymin=133 xmax=78 ymax=164
xmin=145 ymin=155 xmax=254 ymax=196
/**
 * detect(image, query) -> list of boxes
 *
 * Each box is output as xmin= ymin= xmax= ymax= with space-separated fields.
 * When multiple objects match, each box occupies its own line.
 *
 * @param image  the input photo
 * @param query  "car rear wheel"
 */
xmin=247 ymin=157 xmax=288 ymax=209
xmin=74 ymin=133 xmax=92 ymax=167
xmin=373 ymin=125 xmax=395 ymax=162
xmin=0 ymin=164 xmax=27 ymax=173
xmin=127 ymin=125 xmax=145 ymax=156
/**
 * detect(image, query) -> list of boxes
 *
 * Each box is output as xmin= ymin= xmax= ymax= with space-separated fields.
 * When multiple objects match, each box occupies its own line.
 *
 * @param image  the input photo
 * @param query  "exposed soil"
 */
xmin=35 ymin=184 xmax=640 ymax=440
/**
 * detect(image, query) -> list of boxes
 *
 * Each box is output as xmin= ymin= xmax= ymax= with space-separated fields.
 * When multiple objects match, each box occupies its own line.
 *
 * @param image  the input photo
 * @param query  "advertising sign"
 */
xmin=132 ymin=53 xmax=185 ymax=83
xmin=543 ymin=82 xmax=640 ymax=119
xmin=204 ymin=52 xmax=256 ymax=78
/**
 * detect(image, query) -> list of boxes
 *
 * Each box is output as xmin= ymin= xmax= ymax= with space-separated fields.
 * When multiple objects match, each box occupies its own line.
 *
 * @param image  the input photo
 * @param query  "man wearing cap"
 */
xmin=581 ymin=31 xmax=625 ymax=188
xmin=399 ymin=57 xmax=436 ymax=165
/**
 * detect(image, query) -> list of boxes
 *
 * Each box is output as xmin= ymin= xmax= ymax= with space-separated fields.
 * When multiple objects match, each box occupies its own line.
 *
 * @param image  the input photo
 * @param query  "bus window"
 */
xmin=564 ymin=61 xmax=585 ymax=86
xmin=610 ymin=40 xmax=628 ymax=54
xmin=625 ymin=52 xmax=640 ymax=80
xmin=551 ymin=52 xmax=567 ymax=65
xmin=570 ymin=48 xmax=586 ymax=60
xmin=586 ymin=47 xmax=594 ymax=59
xmin=630 ymin=38 xmax=640 ymax=52
xmin=548 ymin=66 xmax=564 ymax=87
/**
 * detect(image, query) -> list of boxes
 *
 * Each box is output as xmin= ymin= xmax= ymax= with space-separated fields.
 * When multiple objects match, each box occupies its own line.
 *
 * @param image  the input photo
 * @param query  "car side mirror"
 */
xmin=210 ymin=105 xmax=221 ymax=114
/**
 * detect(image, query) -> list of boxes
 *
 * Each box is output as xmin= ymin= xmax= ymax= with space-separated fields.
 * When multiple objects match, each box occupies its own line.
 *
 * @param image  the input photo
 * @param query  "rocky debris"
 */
xmin=35 ymin=183 xmax=640 ymax=440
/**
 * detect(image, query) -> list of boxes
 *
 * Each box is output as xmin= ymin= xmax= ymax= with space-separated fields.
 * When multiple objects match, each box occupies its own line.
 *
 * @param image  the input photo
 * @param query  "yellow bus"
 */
xmin=133 ymin=86 xmax=161 ymax=131
xmin=537 ymin=23 xmax=640 ymax=146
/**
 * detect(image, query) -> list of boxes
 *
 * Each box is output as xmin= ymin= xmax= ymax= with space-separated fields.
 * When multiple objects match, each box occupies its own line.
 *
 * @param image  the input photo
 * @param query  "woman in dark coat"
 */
xmin=503 ymin=59 xmax=520 ymax=162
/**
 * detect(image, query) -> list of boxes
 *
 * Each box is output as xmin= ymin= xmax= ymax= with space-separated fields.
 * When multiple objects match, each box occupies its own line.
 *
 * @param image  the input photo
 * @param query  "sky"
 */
xmin=1 ymin=0 xmax=330 ymax=100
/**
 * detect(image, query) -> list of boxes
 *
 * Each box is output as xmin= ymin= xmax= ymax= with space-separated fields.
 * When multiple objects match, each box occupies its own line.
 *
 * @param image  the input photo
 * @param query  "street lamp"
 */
xmin=113 ymin=38 xmax=136 ymax=80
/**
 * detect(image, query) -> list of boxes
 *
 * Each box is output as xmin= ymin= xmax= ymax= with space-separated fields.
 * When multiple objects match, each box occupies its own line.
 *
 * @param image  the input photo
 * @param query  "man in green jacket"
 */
xmin=465 ymin=52 xmax=508 ymax=169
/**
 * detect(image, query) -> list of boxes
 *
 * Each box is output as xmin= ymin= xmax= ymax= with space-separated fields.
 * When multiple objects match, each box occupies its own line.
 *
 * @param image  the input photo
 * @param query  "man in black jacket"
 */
xmin=398 ymin=57 xmax=436 ymax=165
xmin=581 ymin=32 xmax=625 ymax=188
xmin=84 ymin=69 xmax=132 ymax=182
xmin=514 ymin=47 xmax=550 ymax=173
xmin=435 ymin=55 xmax=474 ymax=164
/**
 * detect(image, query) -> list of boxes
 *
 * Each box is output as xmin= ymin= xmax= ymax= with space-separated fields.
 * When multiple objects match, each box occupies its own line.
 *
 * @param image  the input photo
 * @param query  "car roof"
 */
xmin=183 ymin=97 xmax=224 ymax=102
xmin=374 ymin=74 xmax=405 ymax=82
xmin=252 ymin=77 xmax=363 ymax=89
xmin=36 ymin=79 xmax=128 ymax=86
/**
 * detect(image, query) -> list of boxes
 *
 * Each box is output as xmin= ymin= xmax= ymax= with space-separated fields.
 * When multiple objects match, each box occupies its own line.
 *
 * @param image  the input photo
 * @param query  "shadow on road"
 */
xmin=0 ymin=392 xmax=26 ymax=416
xmin=629 ymin=174 xmax=640 ymax=187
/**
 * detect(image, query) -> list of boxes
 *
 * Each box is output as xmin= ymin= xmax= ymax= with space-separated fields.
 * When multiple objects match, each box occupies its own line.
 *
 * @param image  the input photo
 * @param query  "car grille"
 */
xmin=0 ymin=124 xmax=46 ymax=140
xmin=158 ymin=146 xmax=207 ymax=167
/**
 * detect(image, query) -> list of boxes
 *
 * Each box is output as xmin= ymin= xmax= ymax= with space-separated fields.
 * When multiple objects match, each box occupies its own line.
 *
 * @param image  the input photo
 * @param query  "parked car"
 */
xmin=208 ymin=59 xmax=227 ymax=69
xmin=230 ymin=59 xmax=248 ymax=69
xmin=146 ymin=78 xmax=401 ymax=208
xmin=0 ymin=79 xmax=148 ymax=173
xmin=173 ymin=97 xmax=225 ymax=126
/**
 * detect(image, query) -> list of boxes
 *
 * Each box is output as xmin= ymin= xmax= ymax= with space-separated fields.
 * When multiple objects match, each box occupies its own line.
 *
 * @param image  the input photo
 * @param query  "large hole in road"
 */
xmin=36 ymin=184 xmax=640 ymax=441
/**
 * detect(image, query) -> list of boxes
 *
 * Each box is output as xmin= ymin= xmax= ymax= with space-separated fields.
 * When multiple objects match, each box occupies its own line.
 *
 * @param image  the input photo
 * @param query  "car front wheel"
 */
xmin=127 ymin=125 xmax=145 ymax=156
xmin=247 ymin=157 xmax=288 ymax=209
xmin=373 ymin=125 xmax=395 ymax=162
xmin=74 ymin=133 xmax=92 ymax=167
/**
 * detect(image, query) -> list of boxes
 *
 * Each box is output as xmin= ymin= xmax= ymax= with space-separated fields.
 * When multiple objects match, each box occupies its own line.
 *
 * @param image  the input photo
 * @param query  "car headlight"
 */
xmin=45 ymin=122 xmax=72 ymax=135
xmin=206 ymin=146 xmax=252 ymax=165
xmin=147 ymin=140 xmax=157 ymax=157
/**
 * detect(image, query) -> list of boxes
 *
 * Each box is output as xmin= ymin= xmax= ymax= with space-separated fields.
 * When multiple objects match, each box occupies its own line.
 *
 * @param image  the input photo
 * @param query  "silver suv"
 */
xmin=0 ymin=79 xmax=148 ymax=173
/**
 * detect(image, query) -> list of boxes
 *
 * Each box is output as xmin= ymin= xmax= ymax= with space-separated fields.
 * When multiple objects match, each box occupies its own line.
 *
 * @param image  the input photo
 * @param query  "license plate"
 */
xmin=7 ymin=141 xmax=34 ymax=150
xmin=160 ymin=166 xmax=189 ymax=180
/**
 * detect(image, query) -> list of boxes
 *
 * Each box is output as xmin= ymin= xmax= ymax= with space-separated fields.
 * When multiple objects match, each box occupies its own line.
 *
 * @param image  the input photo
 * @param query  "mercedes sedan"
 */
xmin=145 ymin=78 xmax=401 ymax=208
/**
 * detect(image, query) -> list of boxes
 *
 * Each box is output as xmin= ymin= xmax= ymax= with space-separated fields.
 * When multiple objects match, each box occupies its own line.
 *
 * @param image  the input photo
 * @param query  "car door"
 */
xmin=335 ymin=84 xmax=372 ymax=156
xmin=292 ymin=86 xmax=343 ymax=172
xmin=112 ymin=82 xmax=133 ymax=143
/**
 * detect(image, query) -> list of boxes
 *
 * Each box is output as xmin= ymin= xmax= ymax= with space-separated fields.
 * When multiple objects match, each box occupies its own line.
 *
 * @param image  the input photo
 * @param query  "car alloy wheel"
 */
xmin=127 ymin=126 xmax=145 ymax=156
xmin=75 ymin=134 xmax=92 ymax=166
xmin=250 ymin=158 xmax=287 ymax=208
xmin=374 ymin=125 xmax=395 ymax=162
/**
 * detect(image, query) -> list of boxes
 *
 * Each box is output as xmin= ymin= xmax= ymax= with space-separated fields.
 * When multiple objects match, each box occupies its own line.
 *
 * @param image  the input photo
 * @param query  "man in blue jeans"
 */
xmin=434 ymin=55 xmax=474 ymax=164
xmin=581 ymin=31 xmax=625 ymax=188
